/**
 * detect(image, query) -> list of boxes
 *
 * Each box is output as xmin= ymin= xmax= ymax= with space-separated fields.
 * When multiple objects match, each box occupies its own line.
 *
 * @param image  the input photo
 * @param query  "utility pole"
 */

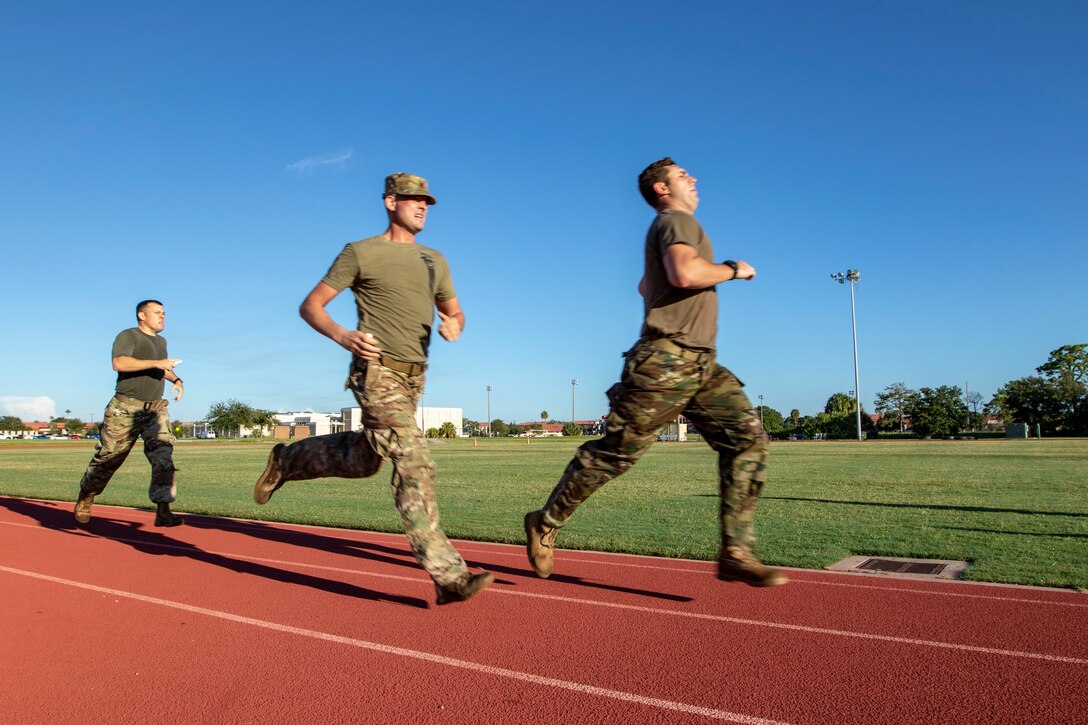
xmin=571 ymin=379 xmax=578 ymax=426
xmin=830 ymin=269 xmax=862 ymax=440
xmin=486 ymin=385 xmax=492 ymax=437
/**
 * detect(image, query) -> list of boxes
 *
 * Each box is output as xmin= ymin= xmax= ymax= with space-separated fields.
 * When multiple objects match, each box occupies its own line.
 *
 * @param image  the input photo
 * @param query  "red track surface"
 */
xmin=2 ymin=495 xmax=1086 ymax=724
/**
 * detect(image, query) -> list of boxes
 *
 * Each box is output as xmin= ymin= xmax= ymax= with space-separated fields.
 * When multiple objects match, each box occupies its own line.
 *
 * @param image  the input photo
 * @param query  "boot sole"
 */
xmin=717 ymin=572 xmax=789 ymax=587
xmin=524 ymin=511 xmax=554 ymax=579
xmin=74 ymin=499 xmax=93 ymax=524
xmin=436 ymin=571 xmax=495 ymax=605
xmin=253 ymin=445 xmax=285 ymax=504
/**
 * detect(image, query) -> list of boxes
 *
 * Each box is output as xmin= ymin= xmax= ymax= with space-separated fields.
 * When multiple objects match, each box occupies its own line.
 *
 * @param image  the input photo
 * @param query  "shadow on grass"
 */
xmin=193 ymin=514 xmax=694 ymax=603
xmin=0 ymin=497 xmax=427 ymax=608
xmin=730 ymin=495 xmax=1088 ymax=518
xmin=936 ymin=525 xmax=1088 ymax=539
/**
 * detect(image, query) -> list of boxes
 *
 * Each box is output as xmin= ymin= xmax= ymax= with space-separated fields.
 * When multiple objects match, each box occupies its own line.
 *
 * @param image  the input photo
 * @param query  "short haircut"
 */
xmin=136 ymin=299 xmax=163 ymax=318
xmin=638 ymin=157 xmax=676 ymax=208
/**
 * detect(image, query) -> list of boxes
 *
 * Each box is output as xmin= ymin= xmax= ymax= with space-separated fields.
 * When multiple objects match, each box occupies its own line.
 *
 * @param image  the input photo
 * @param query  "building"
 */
xmin=271 ymin=410 xmax=345 ymax=439
xmin=337 ymin=405 xmax=464 ymax=438
xmin=657 ymin=418 xmax=689 ymax=442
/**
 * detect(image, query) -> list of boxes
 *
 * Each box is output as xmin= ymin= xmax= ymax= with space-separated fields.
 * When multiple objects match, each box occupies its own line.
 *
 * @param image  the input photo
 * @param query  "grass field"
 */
xmin=2 ymin=437 xmax=1085 ymax=590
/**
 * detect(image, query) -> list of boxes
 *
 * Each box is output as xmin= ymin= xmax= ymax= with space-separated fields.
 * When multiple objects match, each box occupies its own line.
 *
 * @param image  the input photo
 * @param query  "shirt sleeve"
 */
xmin=656 ymin=213 xmax=703 ymax=255
xmin=321 ymin=244 xmax=359 ymax=292
xmin=433 ymin=252 xmax=456 ymax=302
xmin=111 ymin=329 xmax=135 ymax=358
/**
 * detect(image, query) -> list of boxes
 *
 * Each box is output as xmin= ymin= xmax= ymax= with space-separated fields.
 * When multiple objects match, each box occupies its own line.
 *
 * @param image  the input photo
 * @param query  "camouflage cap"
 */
xmin=383 ymin=173 xmax=437 ymax=205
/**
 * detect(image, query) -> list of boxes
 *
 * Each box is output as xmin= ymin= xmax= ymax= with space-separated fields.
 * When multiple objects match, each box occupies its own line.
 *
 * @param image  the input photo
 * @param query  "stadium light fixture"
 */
xmin=830 ymin=269 xmax=863 ymax=441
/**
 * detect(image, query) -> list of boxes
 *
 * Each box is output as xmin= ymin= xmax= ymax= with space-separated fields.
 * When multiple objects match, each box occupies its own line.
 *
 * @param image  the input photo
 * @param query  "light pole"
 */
xmin=830 ymin=269 xmax=862 ymax=441
xmin=486 ymin=385 xmax=492 ymax=437
xmin=571 ymin=379 xmax=578 ymax=426
xmin=757 ymin=394 xmax=764 ymax=427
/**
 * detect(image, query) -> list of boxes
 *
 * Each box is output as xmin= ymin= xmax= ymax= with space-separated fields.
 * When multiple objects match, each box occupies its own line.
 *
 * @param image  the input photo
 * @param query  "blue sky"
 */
xmin=2 ymin=1 xmax=1085 ymax=426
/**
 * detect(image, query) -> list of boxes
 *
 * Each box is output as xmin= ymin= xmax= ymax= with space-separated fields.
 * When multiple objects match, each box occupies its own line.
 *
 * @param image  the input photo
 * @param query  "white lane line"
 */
xmin=3 ymin=520 xmax=1085 ymax=665
xmin=493 ymin=589 xmax=1088 ymax=665
xmin=0 ymin=565 xmax=789 ymax=725
xmin=788 ymin=578 xmax=1088 ymax=608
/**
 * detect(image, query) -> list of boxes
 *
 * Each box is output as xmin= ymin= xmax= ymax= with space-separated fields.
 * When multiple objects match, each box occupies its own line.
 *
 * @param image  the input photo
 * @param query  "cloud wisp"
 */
xmin=0 ymin=395 xmax=57 ymax=421
xmin=287 ymin=149 xmax=354 ymax=175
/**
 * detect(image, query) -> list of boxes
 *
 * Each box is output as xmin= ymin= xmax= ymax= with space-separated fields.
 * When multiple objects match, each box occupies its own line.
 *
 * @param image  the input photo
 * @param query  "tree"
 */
xmin=438 ymin=421 xmax=458 ymax=439
xmin=906 ymin=386 xmax=968 ymax=438
xmin=797 ymin=415 xmax=822 ymax=439
xmin=206 ymin=399 xmax=277 ymax=438
xmin=539 ymin=410 xmax=548 ymax=423
xmin=0 ymin=416 xmax=27 ymax=432
xmin=489 ymin=419 xmax=508 ymax=437
xmin=64 ymin=417 xmax=86 ymax=436
xmin=874 ymin=382 xmax=917 ymax=432
xmin=759 ymin=407 xmax=784 ymax=434
xmin=425 ymin=427 xmax=441 ymax=439
xmin=824 ymin=393 xmax=855 ymax=415
xmin=1037 ymin=343 xmax=1088 ymax=385
xmin=1036 ymin=344 xmax=1088 ymax=433
xmin=966 ymin=391 xmax=985 ymax=430
xmin=991 ymin=377 xmax=1064 ymax=433
xmin=562 ymin=422 xmax=581 ymax=436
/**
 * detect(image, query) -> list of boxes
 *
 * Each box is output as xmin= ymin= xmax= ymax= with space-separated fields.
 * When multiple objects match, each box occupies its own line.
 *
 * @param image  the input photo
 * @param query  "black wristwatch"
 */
xmin=722 ymin=259 xmax=739 ymax=277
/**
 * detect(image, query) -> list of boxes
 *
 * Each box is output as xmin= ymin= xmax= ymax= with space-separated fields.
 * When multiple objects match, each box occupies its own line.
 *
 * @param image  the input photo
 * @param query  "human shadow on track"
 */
xmin=188 ymin=516 xmax=693 ymax=603
xmin=0 ymin=497 xmax=428 ymax=609
xmin=746 ymin=495 xmax=1088 ymax=518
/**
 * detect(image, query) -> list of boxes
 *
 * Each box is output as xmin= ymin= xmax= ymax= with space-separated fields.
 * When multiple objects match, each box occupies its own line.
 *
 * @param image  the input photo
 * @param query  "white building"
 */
xmin=273 ymin=410 xmax=344 ymax=437
xmin=339 ymin=405 xmax=463 ymax=437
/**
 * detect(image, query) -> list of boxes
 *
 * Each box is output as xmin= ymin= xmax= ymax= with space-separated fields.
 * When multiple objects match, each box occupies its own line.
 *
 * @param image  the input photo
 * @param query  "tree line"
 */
xmin=6 ymin=344 xmax=1081 ymax=442
xmin=762 ymin=343 xmax=1086 ymax=439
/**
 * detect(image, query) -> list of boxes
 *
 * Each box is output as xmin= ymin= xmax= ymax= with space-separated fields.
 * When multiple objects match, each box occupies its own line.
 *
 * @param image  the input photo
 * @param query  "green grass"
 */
xmin=2 ymin=437 xmax=1086 ymax=590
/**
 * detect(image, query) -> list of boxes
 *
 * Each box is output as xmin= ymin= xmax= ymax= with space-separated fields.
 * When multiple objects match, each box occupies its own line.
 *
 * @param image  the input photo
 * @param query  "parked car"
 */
xmin=68 ymin=434 xmax=84 ymax=439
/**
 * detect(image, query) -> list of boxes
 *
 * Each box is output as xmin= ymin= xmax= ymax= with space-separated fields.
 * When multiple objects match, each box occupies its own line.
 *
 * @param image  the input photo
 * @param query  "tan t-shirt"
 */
xmin=640 ymin=210 xmax=718 ymax=352
xmin=322 ymin=235 xmax=455 ymax=363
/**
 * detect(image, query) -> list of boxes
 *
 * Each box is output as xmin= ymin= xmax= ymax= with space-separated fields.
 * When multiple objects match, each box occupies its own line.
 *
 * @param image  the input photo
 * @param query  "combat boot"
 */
xmin=524 ymin=510 xmax=559 ymax=578
xmin=74 ymin=492 xmax=95 ymax=524
xmin=435 ymin=571 xmax=495 ymax=606
xmin=718 ymin=546 xmax=787 ymax=587
xmin=154 ymin=502 xmax=184 ymax=527
xmin=253 ymin=443 xmax=286 ymax=504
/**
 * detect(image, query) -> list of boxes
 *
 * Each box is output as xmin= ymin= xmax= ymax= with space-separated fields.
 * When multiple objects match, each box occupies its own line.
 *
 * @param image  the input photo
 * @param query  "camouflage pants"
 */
xmin=79 ymin=395 xmax=177 ymax=504
xmin=275 ymin=358 xmax=469 ymax=587
xmin=541 ymin=339 xmax=770 ymax=552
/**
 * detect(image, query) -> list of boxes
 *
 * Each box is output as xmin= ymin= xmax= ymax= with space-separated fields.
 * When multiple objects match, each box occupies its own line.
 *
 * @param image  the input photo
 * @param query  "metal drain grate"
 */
xmin=857 ymin=558 xmax=946 ymax=575
xmin=826 ymin=556 xmax=969 ymax=580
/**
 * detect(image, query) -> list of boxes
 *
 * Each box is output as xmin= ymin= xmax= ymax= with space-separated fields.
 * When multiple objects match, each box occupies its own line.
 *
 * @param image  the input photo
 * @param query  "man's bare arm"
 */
xmin=299 ymin=281 xmax=382 ymax=360
xmin=663 ymin=244 xmax=756 ymax=289
xmin=436 ymin=296 xmax=465 ymax=342
xmin=113 ymin=356 xmax=181 ymax=373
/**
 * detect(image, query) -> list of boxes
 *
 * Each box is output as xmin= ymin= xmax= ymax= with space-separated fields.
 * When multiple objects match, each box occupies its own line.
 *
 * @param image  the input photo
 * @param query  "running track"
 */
xmin=2 ymin=496 xmax=1085 ymax=724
